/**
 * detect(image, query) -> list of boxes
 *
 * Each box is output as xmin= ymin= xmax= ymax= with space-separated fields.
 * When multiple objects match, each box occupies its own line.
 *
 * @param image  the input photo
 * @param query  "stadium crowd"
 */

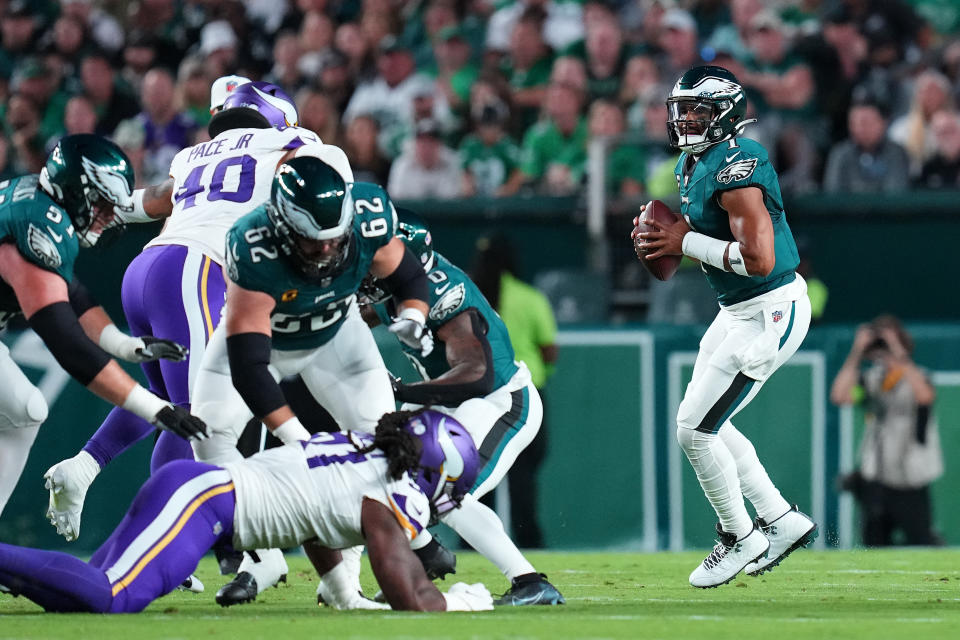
xmin=0 ymin=0 xmax=957 ymax=199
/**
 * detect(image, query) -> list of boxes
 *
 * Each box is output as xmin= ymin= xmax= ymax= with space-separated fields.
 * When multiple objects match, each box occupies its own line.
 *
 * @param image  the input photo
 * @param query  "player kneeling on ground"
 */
xmin=632 ymin=66 xmax=817 ymax=588
xmin=0 ymin=409 xmax=492 ymax=613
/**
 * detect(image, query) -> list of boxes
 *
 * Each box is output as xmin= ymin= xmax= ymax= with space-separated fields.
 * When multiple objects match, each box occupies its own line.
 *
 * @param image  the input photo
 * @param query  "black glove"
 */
xmin=153 ymin=405 xmax=208 ymax=441
xmin=136 ymin=336 xmax=188 ymax=362
xmin=414 ymin=538 xmax=457 ymax=580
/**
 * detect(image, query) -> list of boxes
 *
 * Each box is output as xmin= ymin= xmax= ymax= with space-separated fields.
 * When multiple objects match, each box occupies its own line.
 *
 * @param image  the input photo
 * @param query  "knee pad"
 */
xmin=191 ymin=433 xmax=243 ymax=465
xmin=676 ymin=425 xmax=714 ymax=458
xmin=0 ymin=387 xmax=48 ymax=431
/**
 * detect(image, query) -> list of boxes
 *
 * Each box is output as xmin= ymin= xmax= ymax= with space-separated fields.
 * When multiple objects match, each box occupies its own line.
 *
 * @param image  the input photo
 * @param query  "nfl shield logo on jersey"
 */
xmin=772 ymin=310 xmax=783 ymax=323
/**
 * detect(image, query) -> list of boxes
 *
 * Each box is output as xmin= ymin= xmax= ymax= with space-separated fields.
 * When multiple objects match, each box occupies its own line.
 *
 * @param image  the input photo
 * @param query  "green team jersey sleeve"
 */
xmin=0 ymin=175 xmax=79 ymax=283
xmin=348 ymin=182 xmax=398 ymax=251
xmin=225 ymin=206 xmax=280 ymax=295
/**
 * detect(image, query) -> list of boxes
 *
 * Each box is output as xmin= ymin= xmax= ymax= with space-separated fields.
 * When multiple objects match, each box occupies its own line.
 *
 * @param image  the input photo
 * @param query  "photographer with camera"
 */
xmin=830 ymin=315 xmax=944 ymax=546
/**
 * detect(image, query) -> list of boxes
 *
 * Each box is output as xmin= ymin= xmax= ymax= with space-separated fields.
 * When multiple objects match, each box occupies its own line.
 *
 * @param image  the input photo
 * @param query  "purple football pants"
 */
xmin=83 ymin=245 xmax=227 ymax=473
xmin=0 ymin=460 xmax=235 ymax=612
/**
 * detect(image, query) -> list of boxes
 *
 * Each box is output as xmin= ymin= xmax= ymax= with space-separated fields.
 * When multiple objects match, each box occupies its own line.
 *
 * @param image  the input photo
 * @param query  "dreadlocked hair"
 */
xmin=357 ymin=409 xmax=425 ymax=480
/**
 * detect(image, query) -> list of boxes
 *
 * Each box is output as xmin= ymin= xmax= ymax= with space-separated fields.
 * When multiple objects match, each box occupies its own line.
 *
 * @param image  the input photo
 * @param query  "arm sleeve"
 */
xmin=226 ymin=332 xmax=287 ymax=418
xmin=381 ymin=246 xmax=429 ymax=305
xmin=28 ymin=301 xmax=112 ymax=386
xmin=67 ymin=278 xmax=99 ymax=317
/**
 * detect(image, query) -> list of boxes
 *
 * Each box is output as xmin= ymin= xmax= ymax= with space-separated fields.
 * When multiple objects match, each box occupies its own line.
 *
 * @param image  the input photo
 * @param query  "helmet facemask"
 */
xmin=667 ymin=96 xmax=739 ymax=154
xmin=268 ymin=201 xmax=353 ymax=281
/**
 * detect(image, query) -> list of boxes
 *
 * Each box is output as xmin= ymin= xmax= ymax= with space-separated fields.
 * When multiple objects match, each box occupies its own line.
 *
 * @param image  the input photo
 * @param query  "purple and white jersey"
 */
xmin=223 ymin=431 xmax=430 ymax=551
xmin=146 ymin=126 xmax=322 ymax=264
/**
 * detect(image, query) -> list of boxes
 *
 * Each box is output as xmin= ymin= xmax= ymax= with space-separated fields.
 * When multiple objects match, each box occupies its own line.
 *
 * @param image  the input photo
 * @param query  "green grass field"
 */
xmin=2 ymin=550 xmax=959 ymax=639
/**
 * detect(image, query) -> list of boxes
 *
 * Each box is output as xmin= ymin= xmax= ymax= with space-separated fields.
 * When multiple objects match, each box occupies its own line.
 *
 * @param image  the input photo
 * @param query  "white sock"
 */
xmin=341 ymin=545 xmax=363 ymax=594
xmin=676 ymin=427 xmax=754 ymax=538
xmin=441 ymin=494 xmax=535 ymax=580
xmin=718 ymin=422 xmax=791 ymax=522
xmin=0 ymin=426 xmax=39 ymax=517
xmin=238 ymin=549 xmax=288 ymax=594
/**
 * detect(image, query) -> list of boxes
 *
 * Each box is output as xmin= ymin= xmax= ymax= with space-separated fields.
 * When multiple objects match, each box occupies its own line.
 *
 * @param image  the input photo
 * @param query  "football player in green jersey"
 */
xmin=186 ymin=156 xmax=431 ymax=605
xmin=0 ymin=135 xmax=205 ymax=517
xmin=356 ymin=210 xmax=564 ymax=606
xmin=633 ymin=67 xmax=817 ymax=588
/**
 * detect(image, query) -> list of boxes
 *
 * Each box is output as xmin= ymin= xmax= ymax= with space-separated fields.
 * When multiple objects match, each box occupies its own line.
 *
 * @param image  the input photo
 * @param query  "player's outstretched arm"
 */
xmin=0 ymin=245 xmax=206 ymax=440
xmin=223 ymin=280 xmax=309 ymax=444
xmin=371 ymin=239 xmax=432 ymax=355
xmin=68 ymin=280 xmax=187 ymax=363
xmin=393 ymin=309 xmax=495 ymax=406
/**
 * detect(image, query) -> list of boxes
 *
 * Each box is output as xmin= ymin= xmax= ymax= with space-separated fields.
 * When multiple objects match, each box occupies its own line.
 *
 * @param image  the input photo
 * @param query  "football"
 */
xmin=634 ymin=199 xmax=682 ymax=281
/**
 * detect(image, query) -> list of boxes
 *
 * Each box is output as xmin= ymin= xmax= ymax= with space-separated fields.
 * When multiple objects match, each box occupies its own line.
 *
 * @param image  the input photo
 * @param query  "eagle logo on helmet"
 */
xmin=716 ymin=158 xmax=759 ymax=184
xmin=80 ymin=156 xmax=134 ymax=212
xmin=27 ymin=223 xmax=62 ymax=269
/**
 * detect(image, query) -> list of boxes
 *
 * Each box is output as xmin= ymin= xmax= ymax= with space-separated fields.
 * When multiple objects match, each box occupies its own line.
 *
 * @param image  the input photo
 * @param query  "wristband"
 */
xmin=122 ymin=384 xmax=169 ymax=422
xmin=396 ymin=306 xmax=426 ymax=326
xmin=99 ymin=324 xmax=138 ymax=359
xmin=727 ymin=242 xmax=750 ymax=276
xmin=118 ymin=189 xmax=155 ymax=224
xmin=682 ymin=231 xmax=730 ymax=272
xmin=271 ymin=416 xmax=310 ymax=444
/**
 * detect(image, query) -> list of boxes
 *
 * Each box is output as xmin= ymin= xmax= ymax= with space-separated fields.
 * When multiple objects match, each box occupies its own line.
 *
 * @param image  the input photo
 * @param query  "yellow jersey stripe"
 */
xmin=199 ymin=256 xmax=214 ymax=339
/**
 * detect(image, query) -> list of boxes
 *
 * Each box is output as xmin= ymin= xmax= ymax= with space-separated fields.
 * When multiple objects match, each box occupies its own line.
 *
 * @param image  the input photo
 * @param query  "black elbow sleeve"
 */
xmin=381 ymin=246 xmax=429 ymax=304
xmin=67 ymin=278 xmax=99 ymax=318
xmin=28 ymin=302 xmax=111 ymax=386
xmin=226 ymin=332 xmax=287 ymax=418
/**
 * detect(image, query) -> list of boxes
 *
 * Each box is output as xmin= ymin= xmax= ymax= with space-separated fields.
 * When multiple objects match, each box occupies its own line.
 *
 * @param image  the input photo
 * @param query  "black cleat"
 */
xmin=494 ymin=573 xmax=565 ymax=606
xmin=216 ymin=572 xmax=258 ymax=607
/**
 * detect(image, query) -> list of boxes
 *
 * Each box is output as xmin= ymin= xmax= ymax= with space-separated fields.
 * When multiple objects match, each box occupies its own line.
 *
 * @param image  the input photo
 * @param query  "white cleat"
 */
xmin=177 ymin=574 xmax=205 ymax=594
xmin=689 ymin=523 xmax=770 ymax=588
xmin=43 ymin=451 xmax=100 ymax=542
xmin=745 ymin=505 xmax=818 ymax=577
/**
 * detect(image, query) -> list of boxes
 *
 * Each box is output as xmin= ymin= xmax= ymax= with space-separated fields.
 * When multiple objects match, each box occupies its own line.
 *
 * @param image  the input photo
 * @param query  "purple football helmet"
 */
xmin=219 ymin=81 xmax=299 ymax=129
xmin=404 ymin=410 xmax=479 ymax=515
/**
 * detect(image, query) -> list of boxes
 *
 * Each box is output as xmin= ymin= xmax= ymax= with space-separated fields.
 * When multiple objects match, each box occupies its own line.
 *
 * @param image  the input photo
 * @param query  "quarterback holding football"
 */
xmin=632 ymin=66 xmax=818 ymax=588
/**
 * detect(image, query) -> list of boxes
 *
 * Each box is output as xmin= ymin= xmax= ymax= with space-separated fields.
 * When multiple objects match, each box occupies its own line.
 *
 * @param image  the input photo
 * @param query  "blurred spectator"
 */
xmin=0 ymin=1 xmax=40 ymax=72
xmin=316 ymin=48 xmax=355 ymax=115
xmin=581 ymin=14 xmax=630 ymax=101
xmin=199 ymin=20 xmax=239 ymax=79
xmin=831 ymin=315 xmax=943 ymax=547
xmin=471 ymin=232 xmax=557 ymax=549
xmin=0 ymin=129 xmax=16 ymax=181
xmin=62 ymin=94 xmax=97 ymax=137
xmin=11 ymin=57 xmax=69 ymax=147
xmin=177 ymin=57 xmax=212 ymax=128
xmin=486 ymin=0 xmax=583 ymax=55
xmin=120 ymin=31 xmax=160 ymax=97
xmin=296 ymin=86 xmax=343 ymax=147
xmin=550 ymin=56 xmax=587 ymax=95
xmin=128 ymin=0 xmax=189 ymax=59
xmin=135 ymin=68 xmax=199 ymax=185
xmin=432 ymin=25 xmax=478 ymax=114
xmin=335 ymin=21 xmax=375 ymax=80
xmin=113 ymin=118 xmax=147 ymax=188
xmin=502 ymin=8 xmax=555 ymax=133
xmin=620 ymin=53 xmax=662 ymax=115
xmin=343 ymin=36 xmax=436 ymax=151
xmin=59 ymin=0 xmax=124 ymax=54
xmin=705 ymin=0 xmax=762 ymax=63
xmin=4 ymin=93 xmax=45 ymax=174
xmin=263 ymin=30 xmax=306 ymax=96
xmin=344 ymin=114 xmax=391 ymax=185
xmin=501 ymin=82 xmax=586 ymax=196
xmin=297 ymin=11 xmax=336 ymax=78
xmin=586 ymin=99 xmax=644 ymax=198
xmin=44 ymin=14 xmax=88 ymax=86
xmin=916 ymin=110 xmax=960 ymax=188
xmin=459 ymin=99 xmax=521 ymax=197
xmin=823 ymin=98 xmax=910 ymax=193
xmin=889 ymin=70 xmax=954 ymax=178
xmin=80 ymin=51 xmax=140 ymax=135
xmin=657 ymin=9 xmax=703 ymax=82
xmin=387 ymin=118 xmax=463 ymax=199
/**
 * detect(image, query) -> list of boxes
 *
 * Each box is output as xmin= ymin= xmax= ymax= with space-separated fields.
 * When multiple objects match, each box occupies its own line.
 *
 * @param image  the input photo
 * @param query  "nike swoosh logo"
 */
xmin=435 ymin=283 xmax=451 ymax=295
xmin=725 ymin=151 xmax=741 ymax=162
xmin=46 ymin=227 xmax=63 ymax=242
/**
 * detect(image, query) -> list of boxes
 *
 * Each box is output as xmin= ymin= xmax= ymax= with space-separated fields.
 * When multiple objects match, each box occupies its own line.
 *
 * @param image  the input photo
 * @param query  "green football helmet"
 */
xmin=266 ymin=156 xmax=353 ymax=280
xmin=39 ymin=134 xmax=135 ymax=247
xmin=666 ymin=66 xmax=755 ymax=154
xmin=358 ymin=208 xmax=433 ymax=305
